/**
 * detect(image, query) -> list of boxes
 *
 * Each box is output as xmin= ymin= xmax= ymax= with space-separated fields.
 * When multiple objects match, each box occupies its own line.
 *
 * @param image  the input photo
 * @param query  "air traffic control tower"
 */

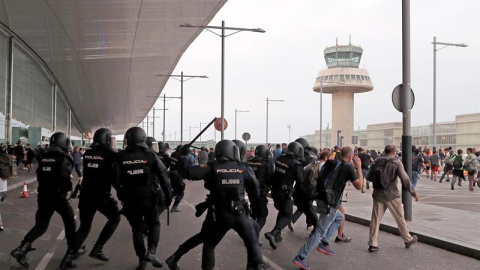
xmin=313 ymin=41 xmax=374 ymax=147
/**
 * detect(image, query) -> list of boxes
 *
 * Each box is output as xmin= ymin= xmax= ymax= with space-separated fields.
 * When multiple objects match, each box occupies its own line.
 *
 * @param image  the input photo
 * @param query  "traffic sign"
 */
xmin=392 ymin=84 xmax=415 ymax=112
xmin=242 ymin=132 xmax=251 ymax=142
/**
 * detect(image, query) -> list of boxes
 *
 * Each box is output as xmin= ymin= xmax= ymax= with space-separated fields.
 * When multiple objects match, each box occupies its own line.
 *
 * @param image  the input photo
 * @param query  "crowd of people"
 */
xmin=2 ymin=127 xmax=479 ymax=270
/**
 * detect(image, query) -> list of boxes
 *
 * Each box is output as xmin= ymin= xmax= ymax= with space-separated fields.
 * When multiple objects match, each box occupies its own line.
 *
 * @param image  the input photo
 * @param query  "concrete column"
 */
xmin=331 ymin=91 xmax=354 ymax=147
xmin=6 ymin=37 xmax=14 ymax=144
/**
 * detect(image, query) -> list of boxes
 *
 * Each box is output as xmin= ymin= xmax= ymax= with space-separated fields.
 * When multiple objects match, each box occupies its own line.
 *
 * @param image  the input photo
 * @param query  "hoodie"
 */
xmin=368 ymin=155 xmax=416 ymax=202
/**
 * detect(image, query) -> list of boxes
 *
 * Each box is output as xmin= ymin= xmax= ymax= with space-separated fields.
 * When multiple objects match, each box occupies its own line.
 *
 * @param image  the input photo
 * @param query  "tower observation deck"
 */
xmin=313 ymin=42 xmax=374 ymax=148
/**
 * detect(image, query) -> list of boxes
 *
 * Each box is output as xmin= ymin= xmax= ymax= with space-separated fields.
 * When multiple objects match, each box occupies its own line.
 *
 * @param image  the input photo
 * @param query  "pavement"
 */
xmin=344 ymin=172 xmax=480 ymax=260
xmin=0 ymin=170 xmax=478 ymax=269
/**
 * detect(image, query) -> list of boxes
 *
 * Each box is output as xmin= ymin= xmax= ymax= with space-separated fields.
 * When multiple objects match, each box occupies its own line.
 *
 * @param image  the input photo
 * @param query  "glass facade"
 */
xmin=13 ymin=45 xmax=53 ymax=130
xmin=324 ymin=46 xmax=363 ymax=68
xmin=0 ymin=26 xmax=81 ymax=144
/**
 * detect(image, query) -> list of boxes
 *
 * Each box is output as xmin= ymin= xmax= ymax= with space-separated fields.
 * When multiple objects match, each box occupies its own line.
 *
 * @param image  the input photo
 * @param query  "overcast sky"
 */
xmin=150 ymin=0 xmax=479 ymax=145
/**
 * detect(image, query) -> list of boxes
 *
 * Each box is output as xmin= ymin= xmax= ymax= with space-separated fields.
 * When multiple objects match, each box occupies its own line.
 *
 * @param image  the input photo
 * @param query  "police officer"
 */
xmin=169 ymin=145 xmax=191 ymax=212
xmin=116 ymin=127 xmax=172 ymax=270
xmin=167 ymin=140 xmax=266 ymax=270
xmin=62 ymin=128 xmax=121 ymax=268
xmin=264 ymin=142 xmax=305 ymax=250
xmin=295 ymin=138 xmax=318 ymax=166
xmin=146 ymin=137 xmax=167 ymax=215
xmin=11 ymin=133 xmax=77 ymax=269
xmin=291 ymin=138 xmax=319 ymax=231
xmin=248 ymin=145 xmax=274 ymax=231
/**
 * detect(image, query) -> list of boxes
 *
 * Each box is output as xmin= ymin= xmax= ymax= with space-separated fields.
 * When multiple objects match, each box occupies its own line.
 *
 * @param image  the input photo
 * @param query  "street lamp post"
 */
xmin=235 ymin=109 xmax=249 ymax=140
xmin=156 ymin=72 xmax=208 ymax=145
xmin=189 ymin=126 xmax=198 ymax=141
xmin=199 ymin=122 xmax=209 ymax=144
xmin=158 ymin=94 xmax=181 ymax=143
xmin=266 ymin=97 xmax=284 ymax=144
xmin=287 ymin=125 xmax=292 ymax=142
xmin=432 ymin=37 xmax=467 ymax=151
xmin=180 ymin=21 xmax=265 ymax=140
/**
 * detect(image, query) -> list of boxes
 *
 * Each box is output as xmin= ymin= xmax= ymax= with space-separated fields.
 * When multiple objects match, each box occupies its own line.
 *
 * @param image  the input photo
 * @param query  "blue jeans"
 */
xmin=412 ymin=171 xmax=419 ymax=189
xmin=296 ymin=209 xmax=343 ymax=260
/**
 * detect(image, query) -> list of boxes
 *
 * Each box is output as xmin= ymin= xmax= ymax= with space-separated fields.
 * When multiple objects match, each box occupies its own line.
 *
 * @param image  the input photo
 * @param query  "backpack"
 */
xmin=303 ymin=162 xmax=321 ymax=200
xmin=452 ymin=155 xmax=463 ymax=170
xmin=444 ymin=156 xmax=453 ymax=166
xmin=316 ymin=160 xmax=343 ymax=211
xmin=367 ymin=158 xmax=395 ymax=190
xmin=0 ymin=154 xmax=17 ymax=179
xmin=412 ymin=155 xmax=419 ymax=171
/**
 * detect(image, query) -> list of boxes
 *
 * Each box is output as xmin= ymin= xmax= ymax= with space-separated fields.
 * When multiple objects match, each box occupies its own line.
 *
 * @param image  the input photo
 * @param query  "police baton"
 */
xmin=185 ymin=117 xmax=217 ymax=147
xmin=167 ymin=206 xmax=170 ymax=226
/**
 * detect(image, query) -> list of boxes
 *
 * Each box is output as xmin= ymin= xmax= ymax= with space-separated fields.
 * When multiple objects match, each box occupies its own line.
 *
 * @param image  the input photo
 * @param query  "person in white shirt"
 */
xmin=0 ymin=177 xmax=7 ymax=231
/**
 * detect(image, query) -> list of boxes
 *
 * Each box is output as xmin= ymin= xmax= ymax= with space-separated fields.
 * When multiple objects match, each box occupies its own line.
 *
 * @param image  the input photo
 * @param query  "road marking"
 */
xmin=34 ymin=215 xmax=77 ymax=270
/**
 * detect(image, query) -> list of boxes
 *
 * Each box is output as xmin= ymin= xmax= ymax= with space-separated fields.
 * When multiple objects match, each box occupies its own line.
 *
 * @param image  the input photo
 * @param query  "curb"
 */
xmin=345 ymin=214 xmax=480 ymax=261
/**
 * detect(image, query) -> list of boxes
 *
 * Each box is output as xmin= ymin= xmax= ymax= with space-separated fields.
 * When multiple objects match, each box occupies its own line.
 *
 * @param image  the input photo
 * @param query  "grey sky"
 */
xmin=150 ymin=0 xmax=479 ymax=144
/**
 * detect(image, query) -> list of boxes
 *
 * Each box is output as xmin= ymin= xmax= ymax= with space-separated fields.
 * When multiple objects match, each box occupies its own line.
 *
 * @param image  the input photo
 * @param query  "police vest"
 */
xmin=271 ymin=154 xmax=300 ymax=189
xmin=210 ymin=161 xmax=246 ymax=208
xmin=81 ymin=146 xmax=117 ymax=196
xmin=248 ymin=157 xmax=268 ymax=188
xmin=117 ymin=148 xmax=156 ymax=191
xmin=37 ymin=151 xmax=74 ymax=195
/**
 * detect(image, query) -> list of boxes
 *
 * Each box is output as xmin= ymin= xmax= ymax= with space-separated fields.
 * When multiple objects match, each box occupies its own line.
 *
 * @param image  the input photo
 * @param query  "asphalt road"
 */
xmin=0 ymin=179 xmax=478 ymax=270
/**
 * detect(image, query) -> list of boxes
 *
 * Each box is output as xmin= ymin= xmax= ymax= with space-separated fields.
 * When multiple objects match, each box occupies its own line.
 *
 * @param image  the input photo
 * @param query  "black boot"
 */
xmin=145 ymin=246 xmax=163 ymax=268
xmin=137 ymin=257 xmax=147 ymax=270
xmin=89 ymin=244 xmax=109 ymax=261
xmin=264 ymin=228 xmax=280 ymax=250
xmin=11 ymin=242 xmax=32 ymax=268
xmin=166 ymin=254 xmax=180 ymax=270
xmin=59 ymin=249 xmax=77 ymax=270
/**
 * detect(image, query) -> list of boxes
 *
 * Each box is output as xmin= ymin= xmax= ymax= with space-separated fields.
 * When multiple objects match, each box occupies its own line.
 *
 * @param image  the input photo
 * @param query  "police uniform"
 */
xmin=116 ymin=127 xmax=172 ymax=270
xmin=247 ymin=154 xmax=274 ymax=231
xmin=72 ymin=128 xmax=121 ymax=263
xmin=11 ymin=133 xmax=76 ymax=269
xmin=264 ymin=142 xmax=305 ymax=250
xmin=291 ymin=146 xmax=319 ymax=230
xmin=167 ymin=140 xmax=266 ymax=270
xmin=168 ymin=146 xmax=191 ymax=212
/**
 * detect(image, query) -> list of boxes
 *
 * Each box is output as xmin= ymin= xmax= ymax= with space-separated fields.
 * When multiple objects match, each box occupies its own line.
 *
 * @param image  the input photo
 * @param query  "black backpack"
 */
xmin=0 ymin=154 xmax=17 ymax=179
xmin=452 ymin=155 xmax=463 ymax=170
xmin=316 ymin=160 xmax=343 ymax=212
xmin=368 ymin=163 xmax=385 ymax=190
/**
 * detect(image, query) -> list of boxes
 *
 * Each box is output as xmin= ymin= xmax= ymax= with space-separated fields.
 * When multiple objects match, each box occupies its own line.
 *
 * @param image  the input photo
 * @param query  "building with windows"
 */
xmin=302 ymin=113 xmax=480 ymax=151
xmin=313 ymin=40 xmax=374 ymax=148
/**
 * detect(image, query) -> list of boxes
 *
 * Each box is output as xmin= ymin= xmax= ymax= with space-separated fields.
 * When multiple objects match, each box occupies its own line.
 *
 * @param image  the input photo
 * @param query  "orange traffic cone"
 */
xmin=20 ymin=182 xmax=29 ymax=198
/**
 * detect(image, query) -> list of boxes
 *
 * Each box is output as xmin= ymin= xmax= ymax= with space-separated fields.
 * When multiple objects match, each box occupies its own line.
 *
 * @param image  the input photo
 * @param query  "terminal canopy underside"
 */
xmin=0 ymin=0 xmax=227 ymax=135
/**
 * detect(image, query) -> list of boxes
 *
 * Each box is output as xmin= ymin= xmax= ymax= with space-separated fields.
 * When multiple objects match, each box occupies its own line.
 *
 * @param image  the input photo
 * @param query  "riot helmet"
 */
xmin=232 ymin=140 xmax=247 ymax=160
xmin=176 ymin=145 xmax=183 ymax=153
xmin=295 ymin=138 xmax=309 ymax=149
xmin=50 ymin=132 xmax=72 ymax=152
xmin=215 ymin=140 xmax=240 ymax=162
xmin=158 ymin=142 xmax=166 ymax=152
xmin=124 ymin=127 xmax=148 ymax=148
xmin=91 ymin=128 xmax=112 ymax=148
xmin=146 ymin=137 xmax=156 ymax=149
xmin=255 ymin=145 xmax=270 ymax=160
xmin=287 ymin=141 xmax=304 ymax=160
xmin=180 ymin=145 xmax=190 ymax=156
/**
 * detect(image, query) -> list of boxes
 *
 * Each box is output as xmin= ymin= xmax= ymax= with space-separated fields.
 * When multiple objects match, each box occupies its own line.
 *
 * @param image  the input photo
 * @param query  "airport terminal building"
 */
xmin=303 ymin=113 xmax=480 ymax=151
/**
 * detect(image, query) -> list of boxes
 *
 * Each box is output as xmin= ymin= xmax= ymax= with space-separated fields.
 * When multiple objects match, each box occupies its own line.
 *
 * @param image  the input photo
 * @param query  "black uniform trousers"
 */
xmin=292 ymin=196 xmax=318 ymax=229
xmin=124 ymin=195 xmax=160 ymax=258
xmin=24 ymin=194 xmax=76 ymax=248
xmin=253 ymin=195 xmax=269 ymax=231
xmin=174 ymin=209 xmax=260 ymax=262
xmin=73 ymin=194 xmax=121 ymax=251
xmin=271 ymin=188 xmax=294 ymax=231
xmin=202 ymin=208 xmax=263 ymax=270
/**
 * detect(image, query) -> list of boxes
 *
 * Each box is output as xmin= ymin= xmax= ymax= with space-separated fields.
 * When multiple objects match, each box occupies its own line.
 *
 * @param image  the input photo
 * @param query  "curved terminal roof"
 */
xmin=0 ymin=0 xmax=227 ymax=135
